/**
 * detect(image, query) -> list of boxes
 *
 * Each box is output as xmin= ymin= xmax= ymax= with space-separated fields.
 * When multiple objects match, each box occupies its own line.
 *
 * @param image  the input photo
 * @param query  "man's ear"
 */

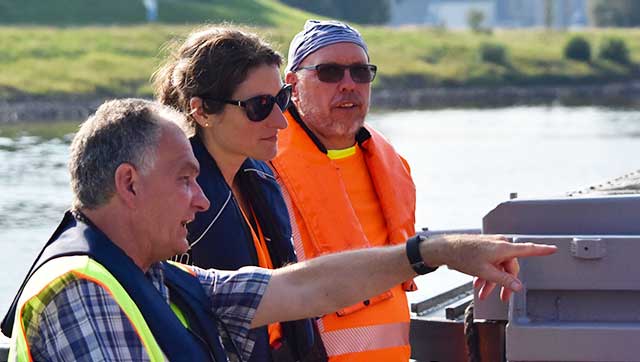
xmin=285 ymin=72 xmax=298 ymax=100
xmin=114 ymin=163 xmax=138 ymax=208
xmin=189 ymin=97 xmax=211 ymax=128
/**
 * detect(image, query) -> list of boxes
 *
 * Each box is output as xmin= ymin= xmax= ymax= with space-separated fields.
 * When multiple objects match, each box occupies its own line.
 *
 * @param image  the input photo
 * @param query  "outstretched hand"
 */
xmin=421 ymin=234 xmax=557 ymax=302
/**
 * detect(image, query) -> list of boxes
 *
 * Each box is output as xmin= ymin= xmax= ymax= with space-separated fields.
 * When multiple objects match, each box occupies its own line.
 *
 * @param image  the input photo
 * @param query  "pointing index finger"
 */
xmin=506 ymin=242 xmax=557 ymax=258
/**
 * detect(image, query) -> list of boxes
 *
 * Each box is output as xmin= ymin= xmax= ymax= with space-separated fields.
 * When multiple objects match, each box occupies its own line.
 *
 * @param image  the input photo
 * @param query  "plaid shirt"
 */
xmin=22 ymin=262 xmax=271 ymax=362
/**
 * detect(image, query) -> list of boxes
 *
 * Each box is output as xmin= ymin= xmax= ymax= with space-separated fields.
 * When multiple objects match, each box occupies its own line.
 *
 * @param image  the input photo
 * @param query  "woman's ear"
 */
xmin=189 ymin=97 xmax=211 ymax=128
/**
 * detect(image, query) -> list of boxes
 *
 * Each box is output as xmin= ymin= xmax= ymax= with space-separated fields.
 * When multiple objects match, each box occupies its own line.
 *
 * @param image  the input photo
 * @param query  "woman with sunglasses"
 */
xmin=153 ymin=25 xmax=324 ymax=362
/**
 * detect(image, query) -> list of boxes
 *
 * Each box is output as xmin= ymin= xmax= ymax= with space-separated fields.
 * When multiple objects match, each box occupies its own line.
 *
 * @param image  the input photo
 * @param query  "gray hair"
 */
xmin=69 ymin=98 xmax=184 ymax=210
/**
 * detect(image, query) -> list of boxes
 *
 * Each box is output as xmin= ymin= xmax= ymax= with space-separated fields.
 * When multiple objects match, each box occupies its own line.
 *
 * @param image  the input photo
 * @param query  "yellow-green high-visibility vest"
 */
xmin=9 ymin=256 xmax=189 ymax=362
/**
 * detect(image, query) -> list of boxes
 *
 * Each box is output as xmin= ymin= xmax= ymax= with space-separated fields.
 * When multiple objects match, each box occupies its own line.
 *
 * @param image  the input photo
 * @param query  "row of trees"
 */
xmin=477 ymin=36 xmax=631 ymax=68
xmin=564 ymin=36 xmax=630 ymax=64
xmin=465 ymin=0 xmax=640 ymax=28
xmin=590 ymin=0 xmax=640 ymax=27
xmin=469 ymin=1 xmax=640 ymax=29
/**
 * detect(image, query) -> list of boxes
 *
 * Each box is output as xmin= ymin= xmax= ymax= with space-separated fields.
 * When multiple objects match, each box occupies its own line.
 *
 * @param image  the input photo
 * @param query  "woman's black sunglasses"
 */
xmin=205 ymin=84 xmax=292 ymax=122
xmin=296 ymin=63 xmax=377 ymax=83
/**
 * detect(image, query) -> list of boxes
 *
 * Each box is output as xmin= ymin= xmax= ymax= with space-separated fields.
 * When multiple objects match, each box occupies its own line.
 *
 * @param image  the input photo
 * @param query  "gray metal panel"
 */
xmin=473 ymin=287 xmax=509 ymax=321
xmin=507 ymin=324 xmax=640 ymax=362
xmin=483 ymin=195 xmax=640 ymax=235
xmin=507 ymin=236 xmax=640 ymax=361
xmin=476 ymin=195 xmax=640 ymax=322
xmin=518 ymin=236 xmax=640 ymax=290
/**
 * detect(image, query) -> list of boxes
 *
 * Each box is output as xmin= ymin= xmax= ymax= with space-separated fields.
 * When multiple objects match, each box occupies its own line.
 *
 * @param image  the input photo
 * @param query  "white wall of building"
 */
xmin=390 ymin=0 xmax=587 ymax=28
xmin=429 ymin=1 xmax=495 ymax=28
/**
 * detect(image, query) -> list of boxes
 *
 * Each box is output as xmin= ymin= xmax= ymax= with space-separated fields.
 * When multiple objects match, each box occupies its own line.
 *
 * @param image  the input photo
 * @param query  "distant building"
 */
xmin=495 ymin=0 xmax=588 ymax=28
xmin=390 ymin=0 xmax=494 ymax=28
xmin=389 ymin=0 xmax=588 ymax=28
xmin=142 ymin=0 xmax=158 ymax=22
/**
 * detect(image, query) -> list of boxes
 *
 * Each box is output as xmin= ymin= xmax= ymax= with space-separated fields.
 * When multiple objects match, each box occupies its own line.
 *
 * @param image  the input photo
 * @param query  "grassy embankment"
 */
xmin=0 ymin=0 xmax=317 ymax=100
xmin=0 ymin=121 xmax=79 ymax=139
xmin=1 ymin=0 xmax=640 ymax=101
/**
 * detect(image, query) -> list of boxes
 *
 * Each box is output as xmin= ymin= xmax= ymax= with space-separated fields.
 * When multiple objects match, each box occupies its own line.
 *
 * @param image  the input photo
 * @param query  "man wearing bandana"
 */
xmin=272 ymin=20 xmax=418 ymax=361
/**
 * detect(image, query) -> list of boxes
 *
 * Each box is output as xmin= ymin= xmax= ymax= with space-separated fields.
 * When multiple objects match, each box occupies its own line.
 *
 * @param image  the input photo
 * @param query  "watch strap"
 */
xmin=406 ymin=234 xmax=439 ymax=275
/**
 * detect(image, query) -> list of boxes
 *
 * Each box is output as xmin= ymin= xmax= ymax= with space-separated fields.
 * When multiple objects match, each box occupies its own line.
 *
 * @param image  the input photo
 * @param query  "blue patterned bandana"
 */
xmin=285 ymin=19 xmax=369 ymax=73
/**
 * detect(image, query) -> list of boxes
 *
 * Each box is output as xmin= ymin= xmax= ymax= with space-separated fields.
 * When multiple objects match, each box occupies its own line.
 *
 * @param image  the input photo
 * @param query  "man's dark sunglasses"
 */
xmin=296 ymin=63 xmax=377 ymax=83
xmin=205 ymin=84 xmax=292 ymax=122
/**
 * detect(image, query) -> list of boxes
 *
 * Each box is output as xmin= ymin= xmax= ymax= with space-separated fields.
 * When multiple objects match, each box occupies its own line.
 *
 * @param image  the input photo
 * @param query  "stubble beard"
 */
xmin=295 ymin=99 xmax=366 ymax=145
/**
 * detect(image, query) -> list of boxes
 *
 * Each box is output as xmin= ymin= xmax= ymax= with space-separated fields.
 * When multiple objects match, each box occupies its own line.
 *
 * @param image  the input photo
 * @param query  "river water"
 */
xmin=1 ymin=105 xmax=640 ymax=320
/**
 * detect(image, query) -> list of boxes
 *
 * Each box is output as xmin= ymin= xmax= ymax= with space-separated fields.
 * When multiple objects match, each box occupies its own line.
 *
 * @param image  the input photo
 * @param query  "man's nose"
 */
xmin=339 ymin=68 xmax=357 ymax=90
xmin=193 ymin=182 xmax=210 ymax=212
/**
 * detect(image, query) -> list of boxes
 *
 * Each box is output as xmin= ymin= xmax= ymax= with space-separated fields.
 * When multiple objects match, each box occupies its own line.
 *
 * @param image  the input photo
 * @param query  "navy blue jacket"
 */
xmin=2 ymin=211 xmax=229 ymax=362
xmin=182 ymin=136 xmax=318 ymax=362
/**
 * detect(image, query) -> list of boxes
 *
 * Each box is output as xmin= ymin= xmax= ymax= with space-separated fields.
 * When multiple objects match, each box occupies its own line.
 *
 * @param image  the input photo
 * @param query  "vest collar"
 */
xmin=2 ymin=211 xmax=225 ymax=362
xmin=274 ymin=110 xmax=416 ymax=254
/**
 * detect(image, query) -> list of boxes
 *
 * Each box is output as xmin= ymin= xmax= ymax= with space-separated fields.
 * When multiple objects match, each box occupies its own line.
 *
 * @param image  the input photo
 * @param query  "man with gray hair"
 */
xmin=2 ymin=98 xmax=555 ymax=361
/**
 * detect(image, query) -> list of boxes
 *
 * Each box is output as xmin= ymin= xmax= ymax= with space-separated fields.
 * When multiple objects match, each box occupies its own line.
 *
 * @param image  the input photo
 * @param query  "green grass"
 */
xmin=0 ymin=0 xmax=315 ymax=28
xmin=368 ymin=28 xmax=640 ymax=89
xmin=0 ymin=0 xmax=321 ymax=99
xmin=0 ymin=26 xmax=181 ymax=98
xmin=0 ymin=121 xmax=79 ymax=140
xmin=2 ymin=22 xmax=640 ymax=100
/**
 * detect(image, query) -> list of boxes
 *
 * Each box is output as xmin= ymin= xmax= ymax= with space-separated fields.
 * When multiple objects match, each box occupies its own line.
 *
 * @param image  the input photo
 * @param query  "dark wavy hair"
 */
xmin=153 ymin=25 xmax=282 ymax=136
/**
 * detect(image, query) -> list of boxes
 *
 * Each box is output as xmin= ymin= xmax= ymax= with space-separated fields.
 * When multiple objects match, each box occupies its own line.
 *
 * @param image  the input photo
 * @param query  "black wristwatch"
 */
xmin=406 ymin=235 xmax=439 ymax=275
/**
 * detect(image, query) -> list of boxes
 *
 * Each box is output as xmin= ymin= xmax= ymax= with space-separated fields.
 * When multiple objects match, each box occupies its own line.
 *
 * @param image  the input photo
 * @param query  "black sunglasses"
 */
xmin=205 ymin=84 xmax=292 ymax=122
xmin=296 ymin=63 xmax=377 ymax=83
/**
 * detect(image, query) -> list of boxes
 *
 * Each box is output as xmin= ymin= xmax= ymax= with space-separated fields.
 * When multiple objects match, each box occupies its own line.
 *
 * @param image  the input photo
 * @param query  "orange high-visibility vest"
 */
xmin=272 ymin=109 xmax=417 ymax=361
xmin=239 ymin=206 xmax=283 ymax=345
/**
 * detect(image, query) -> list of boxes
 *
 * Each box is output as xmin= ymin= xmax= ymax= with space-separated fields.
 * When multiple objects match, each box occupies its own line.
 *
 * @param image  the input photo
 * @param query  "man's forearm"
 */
xmin=253 ymin=244 xmax=414 ymax=327
xmin=252 ymin=234 xmax=557 ymax=328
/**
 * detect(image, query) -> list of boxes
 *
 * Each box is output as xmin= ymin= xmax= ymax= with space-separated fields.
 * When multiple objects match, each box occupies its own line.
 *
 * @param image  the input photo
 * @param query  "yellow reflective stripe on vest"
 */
xmin=164 ymin=261 xmax=193 ymax=328
xmin=167 ymin=260 xmax=196 ymax=276
xmin=9 ymin=318 xmax=29 ymax=362
xmin=170 ymin=302 xmax=189 ymax=328
xmin=10 ymin=255 xmax=167 ymax=362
